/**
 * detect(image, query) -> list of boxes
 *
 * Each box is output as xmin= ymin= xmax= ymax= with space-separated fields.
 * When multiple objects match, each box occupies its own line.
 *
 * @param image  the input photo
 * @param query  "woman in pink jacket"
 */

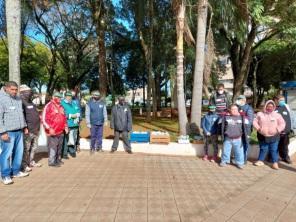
xmin=253 ymin=100 xmax=285 ymax=169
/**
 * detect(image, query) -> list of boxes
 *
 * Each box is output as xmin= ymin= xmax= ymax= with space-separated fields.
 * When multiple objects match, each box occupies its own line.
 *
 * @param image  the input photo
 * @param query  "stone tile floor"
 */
xmin=0 ymin=151 xmax=296 ymax=222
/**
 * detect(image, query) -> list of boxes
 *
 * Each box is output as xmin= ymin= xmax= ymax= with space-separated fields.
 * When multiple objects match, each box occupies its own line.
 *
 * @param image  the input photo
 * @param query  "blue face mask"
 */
xmin=279 ymin=101 xmax=286 ymax=107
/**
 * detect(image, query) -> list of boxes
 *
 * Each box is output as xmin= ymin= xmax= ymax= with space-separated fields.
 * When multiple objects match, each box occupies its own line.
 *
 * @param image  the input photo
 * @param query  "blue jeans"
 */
xmin=90 ymin=125 xmax=103 ymax=150
xmin=0 ymin=130 xmax=24 ymax=177
xmin=221 ymin=137 xmax=244 ymax=166
xmin=242 ymin=136 xmax=250 ymax=162
xmin=258 ymin=140 xmax=279 ymax=163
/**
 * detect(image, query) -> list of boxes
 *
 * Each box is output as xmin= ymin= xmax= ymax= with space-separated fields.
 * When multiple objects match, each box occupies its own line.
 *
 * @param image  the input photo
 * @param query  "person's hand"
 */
xmin=24 ymin=128 xmax=29 ymax=135
xmin=104 ymin=121 xmax=108 ymax=127
xmin=87 ymin=124 xmax=91 ymax=128
xmin=49 ymin=128 xmax=55 ymax=135
xmin=206 ymin=132 xmax=211 ymax=136
xmin=65 ymin=127 xmax=69 ymax=134
xmin=1 ymin=133 xmax=9 ymax=141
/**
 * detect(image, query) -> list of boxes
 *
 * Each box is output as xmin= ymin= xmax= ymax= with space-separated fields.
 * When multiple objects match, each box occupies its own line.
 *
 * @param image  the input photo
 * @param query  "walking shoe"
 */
xmin=30 ymin=161 xmax=42 ymax=167
xmin=254 ymin=161 xmax=265 ymax=166
xmin=70 ymin=153 xmax=76 ymax=158
xmin=2 ymin=177 xmax=13 ymax=185
xmin=237 ymin=165 xmax=244 ymax=169
xmin=56 ymin=160 xmax=64 ymax=165
xmin=202 ymin=155 xmax=209 ymax=161
xmin=127 ymin=150 xmax=133 ymax=154
xmin=12 ymin=172 xmax=29 ymax=178
xmin=272 ymin=162 xmax=279 ymax=170
xmin=25 ymin=166 xmax=32 ymax=172
xmin=96 ymin=148 xmax=104 ymax=152
xmin=210 ymin=156 xmax=218 ymax=163
xmin=90 ymin=149 xmax=95 ymax=155
xmin=62 ymin=155 xmax=69 ymax=159
xmin=48 ymin=163 xmax=61 ymax=168
xmin=283 ymin=158 xmax=292 ymax=164
xmin=219 ymin=162 xmax=227 ymax=167
xmin=110 ymin=149 xmax=116 ymax=153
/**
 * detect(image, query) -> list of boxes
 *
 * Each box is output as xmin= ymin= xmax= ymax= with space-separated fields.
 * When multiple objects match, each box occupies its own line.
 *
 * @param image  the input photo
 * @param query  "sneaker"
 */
xmin=237 ymin=165 xmax=244 ymax=169
xmin=30 ymin=161 xmax=42 ymax=167
xmin=283 ymin=158 xmax=292 ymax=164
xmin=62 ymin=155 xmax=70 ymax=159
xmin=202 ymin=155 xmax=209 ymax=161
xmin=56 ymin=160 xmax=64 ymax=165
xmin=127 ymin=150 xmax=133 ymax=154
xmin=96 ymin=148 xmax=104 ymax=152
xmin=48 ymin=163 xmax=61 ymax=168
xmin=25 ymin=166 xmax=32 ymax=172
xmin=210 ymin=156 xmax=218 ymax=163
xmin=2 ymin=176 xmax=13 ymax=185
xmin=272 ymin=162 xmax=279 ymax=170
xmin=219 ymin=162 xmax=227 ymax=167
xmin=110 ymin=149 xmax=116 ymax=153
xmin=254 ymin=161 xmax=265 ymax=166
xmin=12 ymin=171 xmax=29 ymax=178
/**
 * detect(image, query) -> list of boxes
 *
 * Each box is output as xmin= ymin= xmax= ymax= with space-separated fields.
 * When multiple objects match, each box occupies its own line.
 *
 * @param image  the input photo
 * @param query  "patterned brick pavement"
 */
xmin=0 ymin=151 xmax=295 ymax=222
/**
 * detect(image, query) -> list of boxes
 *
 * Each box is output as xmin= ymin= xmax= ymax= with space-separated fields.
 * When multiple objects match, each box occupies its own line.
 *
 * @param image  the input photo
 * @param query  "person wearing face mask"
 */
xmin=110 ymin=96 xmax=132 ymax=154
xmin=235 ymin=95 xmax=254 ymax=163
xmin=253 ymin=100 xmax=285 ymax=169
xmin=85 ymin=91 xmax=107 ymax=154
xmin=42 ymin=92 xmax=68 ymax=167
xmin=209 ymin=83 xmax=232 ymax=116
xmin=274 ymin=95 xmax=292 ymax=164
xmin=0 ymin=81 xmax=29 ymax=185
xmin=19 ymin=85 xmax=42 ymax=173
xmin=61 ymin=91 xmax=81 ymax=159
xmin=201 ymin=105 xmax=219 ymax=162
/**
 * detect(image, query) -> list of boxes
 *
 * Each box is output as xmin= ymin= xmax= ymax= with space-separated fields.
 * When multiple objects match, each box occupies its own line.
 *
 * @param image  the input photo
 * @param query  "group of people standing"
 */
xmin=202 ymin=83 xmax=292 ymax=169
xmin=0 ymin=81 xmax=133 ymax=185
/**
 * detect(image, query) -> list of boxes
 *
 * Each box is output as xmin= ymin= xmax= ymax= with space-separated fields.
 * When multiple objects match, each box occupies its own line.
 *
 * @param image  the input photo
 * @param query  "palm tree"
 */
xmin=173 ymin=0 xmax=188 ymax=135
xmin=191 ymin=0 xmax=208 ymax=128
xmin=6 ymin=0 xmax=21 ymax=85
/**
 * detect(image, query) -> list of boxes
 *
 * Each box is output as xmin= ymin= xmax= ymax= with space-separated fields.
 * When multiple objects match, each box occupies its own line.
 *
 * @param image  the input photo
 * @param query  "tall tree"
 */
xmin=6 ymin=0 xmax=21 ymax=85
xmin=191 ymin=0 xmax=208 ymax=127
xmin=174 ymin=0 xmax=188 ymax=135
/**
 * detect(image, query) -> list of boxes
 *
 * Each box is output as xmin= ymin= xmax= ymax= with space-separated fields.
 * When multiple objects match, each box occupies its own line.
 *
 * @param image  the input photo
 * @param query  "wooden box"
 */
xmin=150 ymin=133 xmax=170 ymax=144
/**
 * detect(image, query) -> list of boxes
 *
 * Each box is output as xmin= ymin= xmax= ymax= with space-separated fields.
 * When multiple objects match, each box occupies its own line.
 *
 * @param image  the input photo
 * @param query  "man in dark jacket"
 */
xmin=110 ymin=96 xmax=132 ymax=154
xmin=85 ymin=91 xmax=107 ymax=153
xmin=236 ymin=95 xmax=254 ymax=163
xmin=275 ymin=95 xmax=292 ymax=164
xmin=19 ymin=85 xmax=42 ymax=172
xmin=201 ymin=105 xmax=219 ymax=162
xmin=209 ymin=83 xmax=231 ymax=115
xmin=219 ymin=104 xmax=250 ymax=169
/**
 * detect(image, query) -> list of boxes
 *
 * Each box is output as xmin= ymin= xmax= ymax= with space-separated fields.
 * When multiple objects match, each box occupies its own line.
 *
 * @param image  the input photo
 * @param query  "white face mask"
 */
xmin=218 ymin=90 xmax=224 ymax=95
xmin=236 ymin=100 xmax=242 ymax=106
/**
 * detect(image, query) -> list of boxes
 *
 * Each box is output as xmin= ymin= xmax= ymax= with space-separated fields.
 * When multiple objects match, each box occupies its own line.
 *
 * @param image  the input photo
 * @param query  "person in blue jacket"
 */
xmin=201 ymin=105 xmax=219 ymax=162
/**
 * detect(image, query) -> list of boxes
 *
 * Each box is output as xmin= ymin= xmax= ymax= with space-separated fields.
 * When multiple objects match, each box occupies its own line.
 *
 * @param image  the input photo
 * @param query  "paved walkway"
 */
xmin=0 ymin=151 xmax=295 ymax=222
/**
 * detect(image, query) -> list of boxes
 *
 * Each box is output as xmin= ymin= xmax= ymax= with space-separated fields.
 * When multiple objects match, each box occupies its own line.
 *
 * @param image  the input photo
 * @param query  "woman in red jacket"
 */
xmin=42 ymin=92 xmax=68 ymax=167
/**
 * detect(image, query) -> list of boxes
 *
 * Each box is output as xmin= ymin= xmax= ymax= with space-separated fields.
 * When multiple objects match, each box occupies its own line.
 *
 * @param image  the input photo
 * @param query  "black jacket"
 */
xmin=21 ymin=98 xmax=40 ymax=135
xmin=276 ymin=105 xmax=291 ymax=134
xmin=110 ymin=104 xmax=132 ymax=132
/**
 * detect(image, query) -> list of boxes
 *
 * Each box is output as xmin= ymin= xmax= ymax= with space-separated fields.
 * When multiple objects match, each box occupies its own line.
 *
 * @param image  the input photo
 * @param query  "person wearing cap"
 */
xmin=42 ymin=92 xmax=68 ymax=167
xmin=61 ymin=91 xmax=81 ymax=159
xmin=110 ymin=96 xmax=132 ymax=154
xmin=236 ymin=95 xmax=254 ymax=163
xmin=0 ymin=81 xmax=29 ymax=185
xmin=201 ymin=105 xmax=219 ymax=162
xmin=85 ymin=90 xmax=107 ymax=153
xmin=19 ymin=84 xmax=42 ymax=172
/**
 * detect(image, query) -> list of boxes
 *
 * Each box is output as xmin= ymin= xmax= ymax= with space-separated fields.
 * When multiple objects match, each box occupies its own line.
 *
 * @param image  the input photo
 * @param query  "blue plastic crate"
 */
xmin=130 ymin=132 xmax=150 ymax=143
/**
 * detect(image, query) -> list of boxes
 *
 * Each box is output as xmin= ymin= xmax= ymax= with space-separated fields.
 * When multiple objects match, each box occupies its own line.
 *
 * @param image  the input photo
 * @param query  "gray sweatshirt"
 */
xmin=0 ymin=88 xmax=27 ymax=134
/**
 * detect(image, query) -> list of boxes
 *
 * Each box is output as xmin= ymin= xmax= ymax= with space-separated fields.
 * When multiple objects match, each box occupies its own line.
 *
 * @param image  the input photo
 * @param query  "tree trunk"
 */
xmin=232 ymin=22 xmax=256 ymax=100
xmin=252 ymin=57 xmax=259 ymax=108
xmin=6 ymin=0 xmax=21 ymax=85
xmin=176 ymin=2 xmax=188 ymax=135
xmin=97 ymin=28 xmax=108 ymax=97
xmin=191 ymin=0 xmax=208 ymax=128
